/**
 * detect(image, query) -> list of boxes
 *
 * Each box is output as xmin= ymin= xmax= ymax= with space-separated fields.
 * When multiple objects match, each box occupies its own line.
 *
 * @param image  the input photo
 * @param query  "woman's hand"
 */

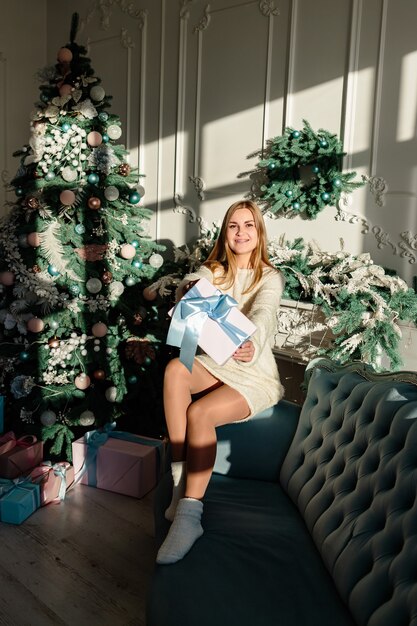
xmin=232 ymin=340 xmax=255 ymax=362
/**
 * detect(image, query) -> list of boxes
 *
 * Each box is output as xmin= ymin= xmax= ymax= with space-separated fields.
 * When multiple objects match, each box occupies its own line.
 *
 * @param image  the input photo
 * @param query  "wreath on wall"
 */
xmin=251 ymin=120 xmax=364 ymax=219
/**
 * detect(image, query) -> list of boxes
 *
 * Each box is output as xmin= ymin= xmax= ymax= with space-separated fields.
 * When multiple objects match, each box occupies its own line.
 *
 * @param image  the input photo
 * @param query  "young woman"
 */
xmin=157 ymin=200 xmax=285 ymax=564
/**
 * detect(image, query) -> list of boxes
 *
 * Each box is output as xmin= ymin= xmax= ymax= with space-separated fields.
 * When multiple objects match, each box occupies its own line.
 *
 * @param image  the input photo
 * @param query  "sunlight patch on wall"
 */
xmin=202 ymin=103 xmax=269 ymax=187
xmin=396 ymin=50 xmax=417 ymax=143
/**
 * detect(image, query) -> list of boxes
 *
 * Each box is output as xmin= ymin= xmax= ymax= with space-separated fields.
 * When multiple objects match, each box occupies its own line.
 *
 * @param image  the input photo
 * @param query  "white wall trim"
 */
xmin=341 ymin=0 xmax=362 ymax=170
xmin=370 ymin=0 xmax=388 ymax=175
xmin=282 ymin=0 xmax=298 ymax=131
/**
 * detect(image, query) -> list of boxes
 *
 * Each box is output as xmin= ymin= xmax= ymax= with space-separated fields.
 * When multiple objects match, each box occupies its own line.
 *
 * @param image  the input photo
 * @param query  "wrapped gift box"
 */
xmin=0 ymin=433 xmax=43 ymax=479
xmin=27 ymin=461 xmax=74 ymax=506
xmin=72 ymin=429 xmax=163 ymax=499
xmin=167 ymin=277 xmax=257 ymax=370
xmin=0 ymin=481 xmax=40 ymax=524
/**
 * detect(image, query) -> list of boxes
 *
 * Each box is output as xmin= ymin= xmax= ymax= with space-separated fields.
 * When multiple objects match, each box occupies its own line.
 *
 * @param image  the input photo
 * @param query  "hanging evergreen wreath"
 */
xmin=252 ymin=120 xmax=363 ymax=219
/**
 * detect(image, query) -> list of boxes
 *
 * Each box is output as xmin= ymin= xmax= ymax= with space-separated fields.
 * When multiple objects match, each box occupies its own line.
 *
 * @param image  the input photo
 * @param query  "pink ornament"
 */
xmin=59 ymin=84 xmax=72 ymax=97
xmin=60 ymin=190 xmax=76 ymax=205
xmin=87 ymin=131 xmax=103 ymax=147
xmin=143 ymin=286 xmax=157 ymax=301
xmin=74 ymin=373 xmax=91 ymax=390
xmin=91 ymin=322 xmax=108 ymax=338
xmin=57 ymin=47 xmax=73 ymax=63
xmin=0 ymin=271 xmax=15 ymax=286
xmin=120 ymin=244 xmax=136 ymax=260
xmin=27 ymin=232 xmax=41 ymax=247
xmin=27 ymin=317 xmax=45 ymax=333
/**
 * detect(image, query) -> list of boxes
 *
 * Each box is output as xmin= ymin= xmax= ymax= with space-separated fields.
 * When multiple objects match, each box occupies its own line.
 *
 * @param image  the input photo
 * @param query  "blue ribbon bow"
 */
xmin=167 ymin=289 xmax=249 ymax=371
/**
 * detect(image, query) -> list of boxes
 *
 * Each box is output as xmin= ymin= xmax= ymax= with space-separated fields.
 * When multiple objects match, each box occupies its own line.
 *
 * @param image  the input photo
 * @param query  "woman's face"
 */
xmin=225 ymin=208 xmax=258 ymax=266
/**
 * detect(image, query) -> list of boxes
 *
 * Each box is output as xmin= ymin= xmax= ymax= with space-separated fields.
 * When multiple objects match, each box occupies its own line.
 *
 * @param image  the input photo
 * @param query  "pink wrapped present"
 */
xmin=72 ymin=425 xmax=163 ymax=499
xmin=167 ymin=277 xmax=257 ymax=371
xmin=27 ymin=461 xmax=74 ymax=506
xmin=0 ymin=432 xmax=43 ymax=479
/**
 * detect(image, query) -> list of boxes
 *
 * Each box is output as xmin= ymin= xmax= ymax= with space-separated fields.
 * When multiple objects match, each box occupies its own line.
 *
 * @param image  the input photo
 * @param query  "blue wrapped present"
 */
xmin=167 ymin=277 xmax=256 ymax=371
xmin=0 ymin=480 xmax=40 ymax=524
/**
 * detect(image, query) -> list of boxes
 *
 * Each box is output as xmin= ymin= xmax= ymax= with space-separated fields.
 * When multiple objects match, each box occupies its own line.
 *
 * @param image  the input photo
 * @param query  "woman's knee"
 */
xmin=164 ymin=357 xmax=189 ymax=383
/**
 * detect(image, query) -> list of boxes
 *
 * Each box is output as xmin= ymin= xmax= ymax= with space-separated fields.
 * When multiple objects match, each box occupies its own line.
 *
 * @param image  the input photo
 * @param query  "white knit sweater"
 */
xmin=178 ymin=265 xmax=285 ymax=417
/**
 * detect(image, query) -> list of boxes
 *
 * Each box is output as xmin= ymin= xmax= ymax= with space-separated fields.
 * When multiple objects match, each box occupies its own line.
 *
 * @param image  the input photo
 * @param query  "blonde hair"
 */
xmin=203 ymin=200 xmax=274 ymax=293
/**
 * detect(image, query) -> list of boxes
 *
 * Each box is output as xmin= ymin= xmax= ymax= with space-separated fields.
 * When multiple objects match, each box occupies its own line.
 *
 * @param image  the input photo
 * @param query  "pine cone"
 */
xmin=125 ymin=338 xmax=155 ymax=364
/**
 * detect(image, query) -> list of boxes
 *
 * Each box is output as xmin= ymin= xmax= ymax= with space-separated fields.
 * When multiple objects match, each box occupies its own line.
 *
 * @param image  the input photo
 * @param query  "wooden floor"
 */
xmin=0 ymin=484 xmax=157 ymax=626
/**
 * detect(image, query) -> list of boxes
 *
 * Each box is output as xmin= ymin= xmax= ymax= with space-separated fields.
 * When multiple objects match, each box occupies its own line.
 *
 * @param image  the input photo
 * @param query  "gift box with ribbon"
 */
xmin=0 ymin=479 xmax=40 ymax=524
xmin=71 ymin=423 xmax=164 ymax=499
xmin=27 ymin=461 xmax=74 ymax=506
xmin=167 ymin=277 xmax=257 ymax=371
xmin=0 ymin=432 xmax=43 ymax=479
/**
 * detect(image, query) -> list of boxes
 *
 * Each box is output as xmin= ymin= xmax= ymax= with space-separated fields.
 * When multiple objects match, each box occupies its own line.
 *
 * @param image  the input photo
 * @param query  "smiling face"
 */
xmin=226 ymin=207 xmax=258 ymax=268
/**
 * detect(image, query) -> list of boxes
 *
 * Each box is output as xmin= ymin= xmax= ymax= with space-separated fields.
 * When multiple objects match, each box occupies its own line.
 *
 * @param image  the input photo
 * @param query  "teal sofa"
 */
xmin=147 ymin=358 xmax=417 ymax=626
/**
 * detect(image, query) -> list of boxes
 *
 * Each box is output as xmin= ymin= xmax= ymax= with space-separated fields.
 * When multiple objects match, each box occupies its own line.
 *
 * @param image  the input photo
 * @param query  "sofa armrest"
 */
xmin=214 ymin=399 xmax=301 ymax=482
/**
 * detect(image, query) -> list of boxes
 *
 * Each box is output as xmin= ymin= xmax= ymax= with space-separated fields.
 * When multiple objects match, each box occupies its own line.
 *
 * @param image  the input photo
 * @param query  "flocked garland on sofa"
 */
xmin=152 ymin=223 xmax=417 ymax=371
xmin=249 ymin=120 xmax=364 ymax=219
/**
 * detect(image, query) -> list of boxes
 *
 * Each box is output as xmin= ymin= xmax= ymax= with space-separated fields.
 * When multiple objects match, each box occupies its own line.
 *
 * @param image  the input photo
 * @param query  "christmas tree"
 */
xmin=0 ymin=14 xmax=168 ymax=459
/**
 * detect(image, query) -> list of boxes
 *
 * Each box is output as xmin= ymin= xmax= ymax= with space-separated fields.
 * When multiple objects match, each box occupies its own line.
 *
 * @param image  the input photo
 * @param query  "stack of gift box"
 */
xmin=0 ymin=421 xmax=164 ymax=525
xmin=0 ymin=430 xmax=74 ymax=524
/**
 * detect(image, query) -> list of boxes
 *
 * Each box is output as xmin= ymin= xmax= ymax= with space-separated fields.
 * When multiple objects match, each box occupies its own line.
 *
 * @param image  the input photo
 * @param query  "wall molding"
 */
xmin=282 ymin=0 xmax=298 ymax=131
xmin=370 ymin=0 xmax=388 ymax=175
xmin=341 ymin=0 xmax=362 ymax=169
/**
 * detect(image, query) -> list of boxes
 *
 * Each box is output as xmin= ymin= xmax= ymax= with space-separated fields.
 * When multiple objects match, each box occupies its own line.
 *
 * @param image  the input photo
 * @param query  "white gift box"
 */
xmin=167 ymin=277 xmax=256 ymax=367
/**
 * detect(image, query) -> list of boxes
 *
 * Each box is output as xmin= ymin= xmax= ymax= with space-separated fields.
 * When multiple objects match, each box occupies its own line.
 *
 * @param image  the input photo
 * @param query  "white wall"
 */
xmin=1 ymin=0 xmax=417 ymax=368
xmin=0 ymin=0 xmax=46 ymax=208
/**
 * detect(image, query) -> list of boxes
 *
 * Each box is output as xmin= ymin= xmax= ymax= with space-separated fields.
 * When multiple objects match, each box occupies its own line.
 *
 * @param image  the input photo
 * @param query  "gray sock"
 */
xmin=165 ymin=461 xmax=186 ymax=522
xmin=157 ymin=498 xmax=204 ymax=565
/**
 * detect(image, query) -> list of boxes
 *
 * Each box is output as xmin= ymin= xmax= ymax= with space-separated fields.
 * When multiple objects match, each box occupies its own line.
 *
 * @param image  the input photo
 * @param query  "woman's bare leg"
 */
xmin=163 ymin=357 xmax=221 ymax=462
xmin=185 ymin=384 xmax=250 ymax=499
xmin=157 ymin=383 xmax=249 ymax=565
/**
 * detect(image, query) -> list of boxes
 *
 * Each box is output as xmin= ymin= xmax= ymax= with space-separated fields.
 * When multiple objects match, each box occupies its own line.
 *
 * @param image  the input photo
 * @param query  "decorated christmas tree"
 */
xmin=0 ymin=15 xmax=168 ymax=459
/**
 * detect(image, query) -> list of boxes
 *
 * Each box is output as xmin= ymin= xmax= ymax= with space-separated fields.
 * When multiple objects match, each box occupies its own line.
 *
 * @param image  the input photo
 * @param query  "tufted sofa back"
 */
xmin=280 ymin=359 xmax=417 ymax=626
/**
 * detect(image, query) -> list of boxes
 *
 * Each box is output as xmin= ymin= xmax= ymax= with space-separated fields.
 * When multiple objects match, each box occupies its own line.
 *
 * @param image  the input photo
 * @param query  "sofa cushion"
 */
xmin=148 ymin=473 xmax=355 ymax=626
xmin=214 ymin=399 xmax=301 ymax=481
xmin=280 ymin=360 xmax=417 ymax=626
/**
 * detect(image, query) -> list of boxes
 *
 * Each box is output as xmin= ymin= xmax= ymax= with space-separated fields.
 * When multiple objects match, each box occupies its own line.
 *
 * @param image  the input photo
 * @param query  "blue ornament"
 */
xmin=333 ymin=178 xmax=342 ymax=187
xmin=125 ymin=276 xmax=136 ymax=287
xmin=47 ymin=264 xmax=60 ymax=277
xmin=61 ymin=122 xmax=71 ymax=132
xmin=292 ymin=202 xmax=301 ymax=211
xmin=87 ymin=173 xmax=99 ymax=185
xmin=40 ymin=93 xmax=49 ymax=103
xmin=129 ymin=192 xmax=140 ymax=205
xmin=285 ymin=190 xmax=293 ymax=198
xmin=102 ymin=134 xmax=110 ymax=143
xmin=321 ymin=192 xmax=330 ymax=202
xmin=144 ymin=356 xmax=152 ymax=366
xmin=45 ymin=171 xmax=55 ymax=181
xmin=312 ymin=165 xmax=320 ymax=174
xmin=19 ymin=351 xmax=30 ymax=361
xmin=98 ymin=112 xmax=109 ymax=122
xmin=132 ymin=259 xmax=143 ymax=269
xmin=50 ymin=320 xmax=59 ymax=330
xmin=268 ymin=163 xmax=276 ymax=170
xmin=127 ymin=375 xmax=138 ymax=385
xmin=319 ymin=139 xmax=328 ymax=148
xmin=70 ymin=284 xmax=81 ymax=295
xmin=292 ymin=130 xmax=300 ymax=139
xmin=15 ymin=187 xmax=24 ymax=197
xmin=131 ymin=240 xmax=139 ymax=248
xmin=75 ymin=223 xmax=86 ymax=235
